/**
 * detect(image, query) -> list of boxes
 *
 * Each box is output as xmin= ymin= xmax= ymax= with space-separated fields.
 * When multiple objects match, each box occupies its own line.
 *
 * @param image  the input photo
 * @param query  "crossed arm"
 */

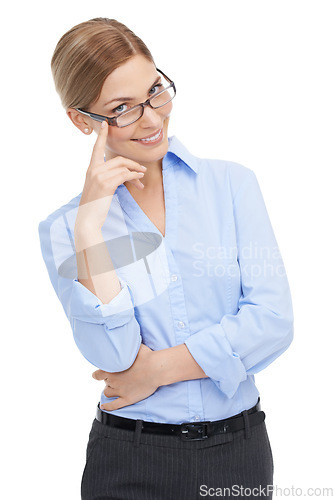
xmin=92 ymin=342 xmax=208 ymax=411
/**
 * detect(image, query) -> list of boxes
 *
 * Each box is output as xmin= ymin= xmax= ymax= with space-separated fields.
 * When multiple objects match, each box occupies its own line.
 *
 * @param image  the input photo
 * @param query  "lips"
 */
xmin=132 ymin=128 xmax=163 ymax=143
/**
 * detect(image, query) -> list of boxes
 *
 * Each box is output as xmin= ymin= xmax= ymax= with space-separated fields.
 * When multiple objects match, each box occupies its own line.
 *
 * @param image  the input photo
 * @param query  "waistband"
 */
xmin=95 ymin=398 xmax=265 ymax=441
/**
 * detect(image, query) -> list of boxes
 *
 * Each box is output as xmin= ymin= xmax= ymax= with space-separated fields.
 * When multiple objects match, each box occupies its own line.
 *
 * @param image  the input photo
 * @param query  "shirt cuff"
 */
xmin=184 ymin=323 xmax=247 ymax=399
xmin=69 ymin=276 xmax=136 ymax=330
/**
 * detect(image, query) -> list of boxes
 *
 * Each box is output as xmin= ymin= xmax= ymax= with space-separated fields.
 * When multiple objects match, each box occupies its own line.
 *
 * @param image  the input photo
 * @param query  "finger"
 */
xmin=91 ymin=162 xmax=146 ymax=183
xmin=95 ymin=169 xmax=146 ymax=193
xmin=128 ymin=178 xmax=145 ymax=190
xmin=92 ymin=369 xmax=107 ymax=381
xmin=101 ymin=398 xmax=128 ymax=411
xmin=104 ymin=386 xmax=116 ymax=398
xmin=89 ymin=120 xmax=108 ymax=167
xmin=104 ymin=156 xmax=147 ymax=173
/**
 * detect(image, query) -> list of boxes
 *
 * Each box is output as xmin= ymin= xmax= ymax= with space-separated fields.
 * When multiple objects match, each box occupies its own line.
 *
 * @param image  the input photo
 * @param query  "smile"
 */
xmin=132 ymin=128 xmax=163 ymax=145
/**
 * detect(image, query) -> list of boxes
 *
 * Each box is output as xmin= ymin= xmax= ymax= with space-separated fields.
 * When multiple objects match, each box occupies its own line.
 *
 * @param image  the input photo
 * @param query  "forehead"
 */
xmin=99 ymin=55 xmax=158 ymax=102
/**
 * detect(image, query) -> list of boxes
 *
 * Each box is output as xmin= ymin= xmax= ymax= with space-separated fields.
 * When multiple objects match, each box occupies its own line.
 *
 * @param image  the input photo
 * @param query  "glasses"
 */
xmin=75 ymin=69 xmax=176 ymax=128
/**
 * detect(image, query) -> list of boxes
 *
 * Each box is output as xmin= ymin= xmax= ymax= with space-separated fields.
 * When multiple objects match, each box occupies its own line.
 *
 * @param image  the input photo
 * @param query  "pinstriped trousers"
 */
xmin=81 ymin=411 xmax=274 ymax=500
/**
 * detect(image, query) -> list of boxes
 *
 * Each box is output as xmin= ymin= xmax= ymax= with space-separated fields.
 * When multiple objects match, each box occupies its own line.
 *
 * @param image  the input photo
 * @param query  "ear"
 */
xmin=66 ymin=108 xmax=93 ymax=135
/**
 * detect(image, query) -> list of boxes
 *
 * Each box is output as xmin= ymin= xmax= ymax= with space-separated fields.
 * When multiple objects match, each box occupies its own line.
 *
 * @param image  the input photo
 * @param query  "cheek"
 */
xmin=162 ymin=102 xmax=173 ymax=118
xmin=107 ymin=127 xmax=133 ymax=145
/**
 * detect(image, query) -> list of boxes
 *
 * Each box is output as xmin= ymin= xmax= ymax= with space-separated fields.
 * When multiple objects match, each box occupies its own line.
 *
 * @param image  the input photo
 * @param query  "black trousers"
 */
xmin=81 ymin=410 xmax=274 ymax=500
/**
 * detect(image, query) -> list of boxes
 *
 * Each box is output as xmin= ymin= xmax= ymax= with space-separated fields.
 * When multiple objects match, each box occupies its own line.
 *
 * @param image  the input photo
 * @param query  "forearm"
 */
xmin=74 ymin=226 xmax=121 ymax=305
xmin=93 ymin=344 xmax=209 ymax=412
xmin=151 ymin=344 xmax=209 ymax=386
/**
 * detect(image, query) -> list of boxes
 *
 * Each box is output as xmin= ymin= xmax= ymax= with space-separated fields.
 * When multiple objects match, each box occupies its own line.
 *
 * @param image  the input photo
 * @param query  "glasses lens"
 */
xmin=115 ymin=76 xmax=175 ymax=127
xmin=150 ymin=86 xmax=175 ymax=109
xmin=117 ymin=106 xmax=143 ymax=127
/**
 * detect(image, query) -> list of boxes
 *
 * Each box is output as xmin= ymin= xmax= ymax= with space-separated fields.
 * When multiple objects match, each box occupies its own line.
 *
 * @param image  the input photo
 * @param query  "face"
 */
xmin=73 ymin=55 xmax=172 ymax=168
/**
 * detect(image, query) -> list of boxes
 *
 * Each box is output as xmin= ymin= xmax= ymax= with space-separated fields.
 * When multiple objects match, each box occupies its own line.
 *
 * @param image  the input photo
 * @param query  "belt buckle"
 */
xmin=180 ymin=422 xmax=209 ymax=441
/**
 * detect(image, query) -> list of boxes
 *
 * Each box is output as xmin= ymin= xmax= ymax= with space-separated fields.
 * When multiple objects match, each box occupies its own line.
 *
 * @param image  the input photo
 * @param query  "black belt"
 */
xmin=95 ymin=398 xmax=265 ymax=441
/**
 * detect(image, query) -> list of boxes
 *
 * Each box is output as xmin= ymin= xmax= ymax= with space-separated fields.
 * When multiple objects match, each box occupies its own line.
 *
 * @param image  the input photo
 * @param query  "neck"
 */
xmin=139 ymin=158 xmax=163 ymax=189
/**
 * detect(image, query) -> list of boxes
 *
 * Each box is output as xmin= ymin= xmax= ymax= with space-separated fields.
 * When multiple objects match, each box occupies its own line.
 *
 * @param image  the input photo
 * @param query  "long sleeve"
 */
xmin=184 ymin=169 xmax=294 ymax=399
xmin=38 ymin=211 xmax=142 ymax=372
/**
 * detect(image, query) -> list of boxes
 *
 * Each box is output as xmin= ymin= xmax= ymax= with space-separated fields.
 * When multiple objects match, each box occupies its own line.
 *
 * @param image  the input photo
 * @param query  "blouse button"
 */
xmin=170 ymin=274 xmax=178 ymax=282
xmin=178 ymin=321 xmax=185 ymax=329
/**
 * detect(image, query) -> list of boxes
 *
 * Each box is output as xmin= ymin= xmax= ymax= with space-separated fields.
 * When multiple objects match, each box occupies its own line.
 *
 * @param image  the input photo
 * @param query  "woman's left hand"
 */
xmin=92 ymin=343 xmax=159 ymax=411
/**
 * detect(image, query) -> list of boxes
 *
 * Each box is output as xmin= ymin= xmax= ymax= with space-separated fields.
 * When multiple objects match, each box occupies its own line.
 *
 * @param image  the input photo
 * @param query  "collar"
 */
xmin=163 ymin=136 xmax=199 ymax=174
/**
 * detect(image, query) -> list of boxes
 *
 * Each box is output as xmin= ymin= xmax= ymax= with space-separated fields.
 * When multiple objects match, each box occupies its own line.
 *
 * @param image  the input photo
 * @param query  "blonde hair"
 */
xmin=51 ymin=17 xmax=155 ymax=110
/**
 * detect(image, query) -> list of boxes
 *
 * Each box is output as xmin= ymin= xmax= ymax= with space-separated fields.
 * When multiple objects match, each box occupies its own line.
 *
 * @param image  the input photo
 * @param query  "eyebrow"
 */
xmin=103 ymin=76 xmax=162 ymax=108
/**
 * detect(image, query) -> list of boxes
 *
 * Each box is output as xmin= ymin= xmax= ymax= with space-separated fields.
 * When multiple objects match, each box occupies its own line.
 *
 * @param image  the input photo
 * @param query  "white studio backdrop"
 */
xmin=1 ymin=0 xmax=333 ymax=498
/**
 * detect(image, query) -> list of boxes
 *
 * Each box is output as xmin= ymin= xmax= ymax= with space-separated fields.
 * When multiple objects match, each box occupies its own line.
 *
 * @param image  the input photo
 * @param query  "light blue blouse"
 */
xmin=38 ymin=136 xmax=293 ymax=424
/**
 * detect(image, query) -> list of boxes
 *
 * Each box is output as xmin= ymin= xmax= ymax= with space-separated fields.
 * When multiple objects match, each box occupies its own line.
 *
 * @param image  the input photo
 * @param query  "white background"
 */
xmin=1 ymin=0 xmax=333 ymax=498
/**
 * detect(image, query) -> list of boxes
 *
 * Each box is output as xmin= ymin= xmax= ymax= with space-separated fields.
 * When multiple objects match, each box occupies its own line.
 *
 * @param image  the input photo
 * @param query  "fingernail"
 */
xmin=100 ymin=405 xmax=105 ymax=410
xmin=101 ymin=121 xmax=106 ymax=129
xmin=141 ymin=165 xmax=147 ymax=170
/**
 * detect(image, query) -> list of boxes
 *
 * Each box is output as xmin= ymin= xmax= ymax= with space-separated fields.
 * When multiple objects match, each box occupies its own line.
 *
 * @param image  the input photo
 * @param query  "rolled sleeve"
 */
xmin=185 ymin=324 xmax=247 ymax=398
xmin=38 ymin=210 xmax=142 ymax=372
xmin=70 ymin=277 xmax=135 ymax=329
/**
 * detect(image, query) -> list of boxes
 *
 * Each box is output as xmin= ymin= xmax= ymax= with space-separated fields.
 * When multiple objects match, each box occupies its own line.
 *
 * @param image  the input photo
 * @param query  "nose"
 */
xmin=139 ymin=104 xmax=162 ymax=128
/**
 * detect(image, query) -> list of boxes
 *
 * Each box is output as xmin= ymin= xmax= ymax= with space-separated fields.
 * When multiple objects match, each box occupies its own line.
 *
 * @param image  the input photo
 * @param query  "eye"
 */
xmin=149 ymin=83 xmax=163 ymax=95
xmin=111 ymin=103 xmax=128 ymax=115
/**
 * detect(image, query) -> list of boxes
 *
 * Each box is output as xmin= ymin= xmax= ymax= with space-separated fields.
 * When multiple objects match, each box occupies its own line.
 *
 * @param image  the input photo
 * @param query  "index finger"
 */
xmin=89 ymin=120 xmax=108 ymax=167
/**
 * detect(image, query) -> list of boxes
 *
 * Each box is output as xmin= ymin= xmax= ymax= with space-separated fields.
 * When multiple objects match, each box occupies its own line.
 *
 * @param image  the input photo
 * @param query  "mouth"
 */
xmin=132 ymin=128 xmax=163 ymax=145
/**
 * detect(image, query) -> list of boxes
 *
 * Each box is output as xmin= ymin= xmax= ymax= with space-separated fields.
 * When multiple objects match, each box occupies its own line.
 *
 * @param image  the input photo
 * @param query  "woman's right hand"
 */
xmin=74 ymin=120 xmax=147 ymax=232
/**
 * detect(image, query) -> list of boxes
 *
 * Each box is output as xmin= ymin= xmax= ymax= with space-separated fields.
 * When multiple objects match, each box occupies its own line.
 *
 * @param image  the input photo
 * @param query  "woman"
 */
xmin=39 ymin=17 xmax=294 ymax=500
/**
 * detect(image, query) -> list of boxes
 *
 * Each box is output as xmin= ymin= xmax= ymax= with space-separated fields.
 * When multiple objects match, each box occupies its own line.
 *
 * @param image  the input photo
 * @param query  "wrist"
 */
xmin=149 ymin=344 xmax=208 ymax=387
xmin=74 ymin=225 xmax=104 ymax=252
xmin=74 ymin=222 xmax=102 ymax=238
xmin=149 ymin=349 xmax=173 ymax=387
